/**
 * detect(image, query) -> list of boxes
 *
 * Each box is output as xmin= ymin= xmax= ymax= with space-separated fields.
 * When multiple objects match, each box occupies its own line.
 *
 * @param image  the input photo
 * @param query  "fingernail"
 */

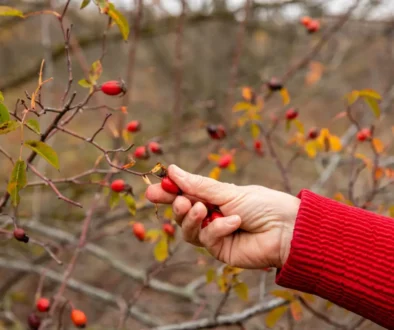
xmin=226 ymin=216 xmax=240 ymax=226
xmin=170 ymin=165 xmax=185 ymax=178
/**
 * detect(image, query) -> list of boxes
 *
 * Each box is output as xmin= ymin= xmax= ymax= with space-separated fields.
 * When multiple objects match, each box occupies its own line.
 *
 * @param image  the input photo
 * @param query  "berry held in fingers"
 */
xmin=100 ymin=80 xmax=126 ymax=96
xmin=71 ymin=309 xmax=87 ymax=328
xmin=36 ymin=297 xmax=50 ymax=312
xmin=161 ymin=176 xmax=182 ymax=195
xmin=163 ymin=222 xmax=176 ymax=236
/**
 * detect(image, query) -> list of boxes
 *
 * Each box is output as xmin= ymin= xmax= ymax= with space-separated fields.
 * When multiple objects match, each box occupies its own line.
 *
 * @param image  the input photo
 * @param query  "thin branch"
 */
xmin=89 ymin=113 xmax=112 ymax=142
xmin=213 ymin=286 xmax=231 ymax=318
xmin=0 ymin=146 xmax=14 ymax=165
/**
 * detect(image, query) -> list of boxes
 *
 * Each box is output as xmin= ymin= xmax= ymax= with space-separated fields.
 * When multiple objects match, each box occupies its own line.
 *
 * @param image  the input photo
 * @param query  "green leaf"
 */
xmin=78 ymin=79 xmax=92 ymax=88
xmin=108 ymin=4 xmax=130 ymax=40
xmin=0 ymin=6 xmax=24 ymax=17
xmin=24 ymin=140 xmax=59 ymax=170
xmin=26 ymin=119 xmax=40 ymax=135
xmin=153 ymin=236 xmax=168 ymax=262
xmin=7 ymin=160 xmax=27 ymax=207
xmin=0 ymin=121 xmax=20 ymax=135
xmin=233 ymin=282 xmax=249 ymax=301
xmin=80 ymin=0 xmax=91 ymax=9
xmin=362 ymin=96 xmax=380 ymax=118
xmin=206 ymin=268 xmax=216 ymax=283
xmin=0 ymin=91 xmax=4 ymax=102
xmin=89 ymin=60 xmax=102 ymax=84
xmin=109 ymin=191 xmax=120 ymax=209
xmin=265 ymin=305 xmax=288 ymax=328
xmin=121 ymin=194 xmax=136 ymax=216
xmin=0 ymin=103 xmax=10 ymax=123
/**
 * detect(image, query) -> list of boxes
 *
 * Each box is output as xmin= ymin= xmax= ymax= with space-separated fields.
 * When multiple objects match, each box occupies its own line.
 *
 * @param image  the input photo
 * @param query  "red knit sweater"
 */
xmin=276 ymin=189 xmax=394 ymax=329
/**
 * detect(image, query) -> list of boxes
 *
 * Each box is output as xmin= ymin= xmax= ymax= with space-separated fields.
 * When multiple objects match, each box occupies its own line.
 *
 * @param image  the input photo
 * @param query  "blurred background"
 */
xmin=0 ymin=0 xmax=393 ymax=329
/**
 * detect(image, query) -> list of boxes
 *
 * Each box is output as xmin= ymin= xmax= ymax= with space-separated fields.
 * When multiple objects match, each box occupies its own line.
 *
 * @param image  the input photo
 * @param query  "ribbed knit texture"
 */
xmin=276 ymin=189 xmax=394 ymax=329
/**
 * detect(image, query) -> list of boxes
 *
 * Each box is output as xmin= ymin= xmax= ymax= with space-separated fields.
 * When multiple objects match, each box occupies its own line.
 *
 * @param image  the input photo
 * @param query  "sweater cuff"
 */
xmin=275 ymin=189 xmax=394 ymax=328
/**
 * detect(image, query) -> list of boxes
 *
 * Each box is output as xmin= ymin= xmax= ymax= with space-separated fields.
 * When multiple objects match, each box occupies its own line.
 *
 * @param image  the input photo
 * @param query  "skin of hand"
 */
xmin=146 ymin=165 xmax=300 ymax=269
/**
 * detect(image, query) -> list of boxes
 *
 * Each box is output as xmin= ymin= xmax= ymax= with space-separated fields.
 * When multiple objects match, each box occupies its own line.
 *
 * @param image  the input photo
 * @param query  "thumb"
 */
xmin=168 ymin=165 xmax=237 ymax=205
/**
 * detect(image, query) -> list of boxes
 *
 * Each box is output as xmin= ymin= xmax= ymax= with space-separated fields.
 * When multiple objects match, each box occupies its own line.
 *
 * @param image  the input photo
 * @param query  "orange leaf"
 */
xmin=372 ymin=138 xmax=384 ymax=154
xmin=120 ymin=106 xmax=128 ymax=114
xmin=208 ymin=153 xmax=220 ymax=162
xmin=305 ymin=61 xmax=324 ymax=86
xmin=304 ymin=140 xmax=318 ymax=158
xmin=122 ymin=160 xmax=136 ymax=169
xmin=242 ymin=87 xmax=253 ymax=102
xmin=209 ymin=167 xmax=221 ymax=180
xmin=375 ymin=167 xmax=384 ymax=180
xmin=280 ymin=88 xmax=290 ymax=105
xmin=290 ymin=300 xmax=303 ymax=321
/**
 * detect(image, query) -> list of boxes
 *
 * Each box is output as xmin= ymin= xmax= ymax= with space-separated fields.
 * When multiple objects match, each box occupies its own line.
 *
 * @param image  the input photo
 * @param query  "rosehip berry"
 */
xmin=71 ymin=309 xmax=87 ymax=328
xmin=161 ymin=176 xmax=181 ymax=195
xmin=218 ymin=154 xmax=232 ymax=169
xmin=28 ymin=313 xmax=41 ymax=330
xmin=100 ymin=80 xmax=126 ymax=96
xmin=126 ymin=120 xmax=141 ymax=133
xmin=254 ymin=139 xmax=263 ymax=155
xmin=267 ymin=77 xmax=283 ymax=91
xmin=308 ymin=128 xmax=319 ymax=140
xmin=210 ymin=211 xmax=223 ymax=222
xmin=300 ymin=16 xmax=312 ymax=26
xmin=111 ymin=179 xmax=125 ymax=193
xmin=14 ymin=228 xmax=29 ymax=243
xmin=134 ymin=146 xmax=149 ymax=160
xmin=36 ymin=297 xmax=50 ymax=313
xmin=132 ymin=222 xmax=145 ymax=241
xmin=148 ymin=141 xmax=162 ymax=154
xmin=307 ymin=20 xmax=320 ymax=33
xmin=357 ymin=128 xmax=371 ymax=142
xmin=206 ymin=124 xmax=226 ymax=140
xmin=201 ymin=216 xmax=211 ymax=229
xmin=285 ymin=108 xmax=298 ymax=120
xmin=163 ymin=222 xmax=176 ymax=236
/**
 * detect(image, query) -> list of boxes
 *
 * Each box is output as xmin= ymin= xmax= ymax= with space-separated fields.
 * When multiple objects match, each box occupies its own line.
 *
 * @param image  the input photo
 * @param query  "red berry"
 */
xmin=111 ymin=179 xmax=125 ymax=192
xmin=285 ymin=108 xmax=298 ymax=120
xmin=357 ymin=128 xmax=371 ymax=142
xmin=134 ymin=146 xmax=149 ymax=160
xmin=36 ymin=297 xmax=50 ymax=313
xmin=307 ymin=20 xmax=320 ymax=33
xmin=132 ymin=222 xmax=145 ymax=241
xmin=126 ymin=120 xmax=141 ymax=133
xmin=28 ymin=313 xmax=41 ymax=330
xmin=254 ymin=139 xmax=263 ymax=155
xmin=201 ymin=216 xmax=211 ymax=229
xmin=308 ymin=128 xmax=319 ymax=139
xmin=218 ymin=154 xmax=232 ymax=169
xmin=100 ymin=80 xmax=126 ymax=96
xmin=300 ymin=16 xmax=312 ymax=26
xmin=206 ymin=124 xmax=226 ymax=140
xmin=71 ymin=309 xmax=87 ymax=328
xmin=210 ymin=211 xmax=223 ymax=222
xmin=148 ymin=141 xmax=162 ymax=154
xmin=14 ymin=228 xmax=29 ymax=243
xmin=163 ymin=222 xmax=176 ymax=236
xmin=267 ymin=77 xmax=283 ymax=91
xmin=161 ymin=177 xmax=181 ymax=195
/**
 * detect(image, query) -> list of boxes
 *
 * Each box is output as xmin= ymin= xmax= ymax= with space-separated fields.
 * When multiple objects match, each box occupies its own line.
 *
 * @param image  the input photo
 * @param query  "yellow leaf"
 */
xmin=233 ymin=282 xmax=249 ymax=301
xmin=209 ymin=167 xmax=221 ymax=180
xmin=372 ymin=138 xmax=384 ymax=154
xmin=270 ymin=289 xmax=295 ymax=301
xmin=142 ymin=175 xmax=152 ymax=185
xmin=122 ymin=160 xmax=136 ymax=169
xmin=153 ymin=237 xmax=168 ymax=262
xmin=242 ymin=87 xmax=253 ymax=102
xmin=363 ymin=96 xmax=381 ymax=118
xmin=346 ymin=90 xmax=359 ymax=105
xmin=164 ymin=206 xmax=173 ymax=220
xmin=302 ymin=293 xmax=315 ymax=303
xmin=237 ymin=116 xmax=249 ymax=127
xmin=150 ymin=162 xmax=164 ymax=173
xmin=293 ymin=119 xmax=304 ymax=134
xmin=208 ymin=153 xmax=220 ymax=162
xmin=389 ymin=206 xmax=394 ymax=218
xmin=328 ymin=135 xmax=342 ymax=152
xmin=290 ymin=300 xmax=303 ymax=321
xmin=358 ymin=89 xmax=381 ymax=100
xmin=227 ymin=163 xmax=237 ymax=173
xmin=304 ymin=140 xmax=318 ymax=158
xmin=223 ymin=265 xmax=244 ymax=276
xmin=206 ymin=268 xmax=216 ymax=283
xmin=265 ymin=305 xmax=288 ymax=328
xmin=122 ymin=129 xmax=130 ymax=143
xmin=233 ymin=102 xmax=252 ymax=112
xmin=217 ymin=274 xmax=229 ymax=293
xmin=250 ymin=123 xmax=260 ymax=139
xmin=280 ymin=88 xmax=290 ymax=105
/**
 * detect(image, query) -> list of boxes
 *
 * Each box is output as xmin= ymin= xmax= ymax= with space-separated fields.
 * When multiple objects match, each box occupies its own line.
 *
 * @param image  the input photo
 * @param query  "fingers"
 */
xmin=168 ymin=165 xmax=237 ymax=205
xmin=200 ymin=215 xmax=241 ymax=253
xmin=145 ymin=184 xmax=176 ymax=204
xmin=181 ymin=202 xmax=207 ymax=246
xmin=172 ymin=196 xmax=192 ymax=225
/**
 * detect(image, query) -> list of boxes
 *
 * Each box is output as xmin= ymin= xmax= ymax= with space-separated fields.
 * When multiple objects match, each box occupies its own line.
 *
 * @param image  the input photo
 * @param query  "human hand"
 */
xmin=145 ymin=165 xmax=300 ymax=269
